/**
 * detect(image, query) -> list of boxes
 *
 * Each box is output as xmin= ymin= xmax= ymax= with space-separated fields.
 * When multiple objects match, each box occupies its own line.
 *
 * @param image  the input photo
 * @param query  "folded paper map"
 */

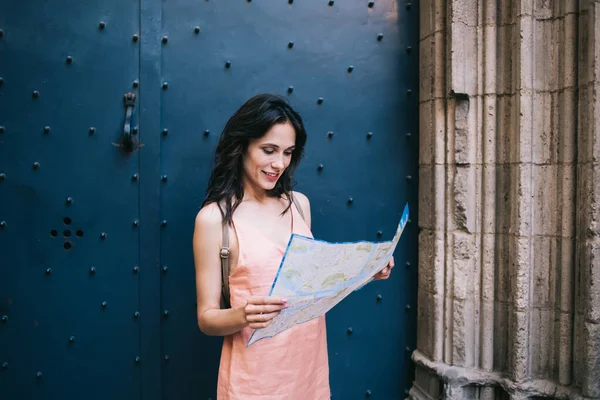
xmin=247 ymin=203 xmax=410 ymax=347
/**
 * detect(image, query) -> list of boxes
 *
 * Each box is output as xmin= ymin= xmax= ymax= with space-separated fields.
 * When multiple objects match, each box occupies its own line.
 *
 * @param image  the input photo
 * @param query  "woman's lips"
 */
xmin=262 ymin=171 xmax=280 ymax=182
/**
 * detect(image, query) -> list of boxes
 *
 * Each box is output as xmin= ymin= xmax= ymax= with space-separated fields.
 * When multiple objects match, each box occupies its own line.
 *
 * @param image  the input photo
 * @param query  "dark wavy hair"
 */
xmin=201 ymin=93 xmax=308 ymax=224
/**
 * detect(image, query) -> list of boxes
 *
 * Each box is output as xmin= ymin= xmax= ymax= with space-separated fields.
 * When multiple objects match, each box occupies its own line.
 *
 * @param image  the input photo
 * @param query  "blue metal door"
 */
xmin=0 ymin=2 xmax=146 ymax=400
xmin=0 ymin=1 xmax=418 ymax=399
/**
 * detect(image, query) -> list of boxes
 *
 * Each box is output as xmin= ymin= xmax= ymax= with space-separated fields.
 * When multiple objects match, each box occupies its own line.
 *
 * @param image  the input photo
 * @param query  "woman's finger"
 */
xmin=245 ymin=303 xmax=287 ymax=315
xmin=246 ymin=310 xmax=281 ymax=323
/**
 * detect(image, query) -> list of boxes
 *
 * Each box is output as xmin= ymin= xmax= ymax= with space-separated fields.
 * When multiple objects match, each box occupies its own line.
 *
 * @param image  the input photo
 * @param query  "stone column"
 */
xmin=414 ymin=0 xmax=599 ymax=399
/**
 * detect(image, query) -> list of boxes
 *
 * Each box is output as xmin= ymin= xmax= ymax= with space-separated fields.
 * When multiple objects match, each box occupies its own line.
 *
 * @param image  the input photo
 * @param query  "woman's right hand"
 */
xmin=242 ymin=296 xmax=288 ymax=329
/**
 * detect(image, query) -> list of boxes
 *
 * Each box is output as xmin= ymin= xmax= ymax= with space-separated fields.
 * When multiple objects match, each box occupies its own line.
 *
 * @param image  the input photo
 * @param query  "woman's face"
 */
xmin=242 ymin=121 xmax=296 ymax=192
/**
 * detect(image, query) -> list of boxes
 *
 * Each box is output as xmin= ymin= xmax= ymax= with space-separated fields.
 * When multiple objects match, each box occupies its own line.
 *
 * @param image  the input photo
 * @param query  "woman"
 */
xmin=193 ymin=94 xmax=394 ymax=400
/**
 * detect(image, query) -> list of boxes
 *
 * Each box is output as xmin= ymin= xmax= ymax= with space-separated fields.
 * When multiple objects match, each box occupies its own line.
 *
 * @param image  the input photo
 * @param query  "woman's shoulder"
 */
xmin=194 ymin=202 xmax=223 ymax=232
xmin=291 ymin=191 xmax=310 ymax=209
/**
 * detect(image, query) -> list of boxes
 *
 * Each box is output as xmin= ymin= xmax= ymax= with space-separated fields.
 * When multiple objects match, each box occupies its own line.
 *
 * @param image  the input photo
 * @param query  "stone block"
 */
xmin=450 ymin=0 xmax=478 ymax=27
xmin=557 ymin=88 xmax=577 ymax=163
xmin=481 ymin=234 xmax=496 ymax=301
xmin=452 ymin=231 xmax=479 ymax=301
xmin=494 ymin=165 xmax=513 ymax=235
xmin=495 ymin=94 xmax=516 ymax=164
xmin=518 ymin=15 xmax=534 ymax=91
xmin=417 ymin=291 xmax=445 ymax=362
xmin=497 ymin=0 xmax=516 ymax=26
xmin=577 ymin=84 xmax=596 ymax=163
xmin=558 ymin=311 xmax=573 ymax=385
xmin=433 ymin=97 xmax=446 ymax=165
xmin=419 ymin=100 xmax=434 ymax=166
xmin=453 ymin=97 xmax=478 ymax=165
xmin=562 ymin=13 xmax=578 ymax=89
xmin=534 ymin=19 xmax=557 ymax=91
xmin=483 ymin=26 xmax=497 ymax=95
xmin=579 ymin=239 xmax=600 ymax=323
xmin=496 ymin=233 xmax=512 ymax=303
xmin=558 ymin=238 xmax=575 ymax=312
xmin=418 ymin=229 xmax=445 ymax=295
xmin=479 ymin=299 xmax=495 ymax=370
xmin=534 ymin=0 xmax=553 ymax=20
xmin=530 ymin=307 xmax=556 ymax=379
xmin=512 ymin=163 xmax=533 ymax=237
xmin=419 ymin=0 xmax=435 ymax=39
xmin=517 ymin=91 xmax=534 ymax=163
xmin=451 ymin=298 xmax=477 ymax=368
xmin=449 ymin=21 xmax=478 ymax=96
xmin=581 ymin=321 xmax=600 ymax=397
xmin=558 ymin=164 xmax=576 ymax=238
xmin=532 ymin=165 xmax=558 ymax=236
xmin=510 ymin=309 xmax=531 ymax=381
xmin=531 ymin=92 xmax=557 ymax=164
xmin=494 ymin=301 xmax=511 ymax=373
xmin=482 ymin=95 xmax=497 ymax=164
xmin=453 ymin=165 xmax=478 ymax=233
xmin=531 ymin=236 xmax=557 ymax=308
xmin=576 ymin=163 xmax=600 ymax=238
xmin=511 ymin=236 xmax=532 ymax=310
xmin=420 ymin=37 xmax=435 ymax=103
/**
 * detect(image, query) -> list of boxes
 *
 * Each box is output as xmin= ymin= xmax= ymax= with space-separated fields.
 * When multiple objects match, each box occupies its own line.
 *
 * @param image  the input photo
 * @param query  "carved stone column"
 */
xmin=414 ymin=0 xmax=599 ymax=398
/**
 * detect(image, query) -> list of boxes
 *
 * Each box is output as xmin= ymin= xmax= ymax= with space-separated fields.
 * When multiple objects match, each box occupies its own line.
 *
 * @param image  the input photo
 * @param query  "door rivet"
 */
xmin=287 ymin=86 xmax=294 ymax=94
xmin=225 ymin=61 xmax=231 ymax=69
xmin=66 ymin=56 xmax=73 ymax=64
xmin=33 ymin=90 xmax=40 ymax=98
xmin=317 ymin=97 xmax=323 ymax=105
xmin=99 ymin=22 xmax=106 ymax=30
xmin=162 ymin=36 xmax=168 ymax=44
xmin=133 ymin=34 xmax=139 ymax=42
xmin=288 ymin=41 xmax=294 ymax=49
xmin=377 ymin=33 xmax=383 ymax=41
xmin=194 ymin=27 xmax=200 ymax=34
xmin=89 ymin=267 xmax=96 ymax=275
xmin=347 ymin=65 xmax=354 ymax=73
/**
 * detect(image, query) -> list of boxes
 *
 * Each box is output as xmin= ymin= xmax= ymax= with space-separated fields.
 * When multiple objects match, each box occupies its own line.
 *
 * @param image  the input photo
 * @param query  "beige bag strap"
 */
xmin=219 ymin=196 xmax=304 ymax=309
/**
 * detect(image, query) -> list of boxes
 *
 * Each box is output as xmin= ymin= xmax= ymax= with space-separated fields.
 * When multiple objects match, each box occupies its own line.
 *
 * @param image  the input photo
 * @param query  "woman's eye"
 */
xmin=263 ymin=149 xmax=274 ymax=154
xmin=284 ymin=152 xmax=293 ymax=156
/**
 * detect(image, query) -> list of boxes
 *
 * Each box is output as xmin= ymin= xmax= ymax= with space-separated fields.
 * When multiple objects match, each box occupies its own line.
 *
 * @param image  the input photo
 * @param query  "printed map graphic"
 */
xmin=247 ymin=203 xmax=410 ymax=347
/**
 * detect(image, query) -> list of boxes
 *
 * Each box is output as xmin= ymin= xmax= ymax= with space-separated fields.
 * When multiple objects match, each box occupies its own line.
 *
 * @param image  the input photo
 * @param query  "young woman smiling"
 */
xmin=193 ymin=94 xmax=394 ymax=399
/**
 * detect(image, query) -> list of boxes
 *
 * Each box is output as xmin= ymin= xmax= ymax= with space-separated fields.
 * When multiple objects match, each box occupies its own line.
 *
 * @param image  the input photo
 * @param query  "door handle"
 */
xmin=113 ymin=92 xmax=142 ymax=153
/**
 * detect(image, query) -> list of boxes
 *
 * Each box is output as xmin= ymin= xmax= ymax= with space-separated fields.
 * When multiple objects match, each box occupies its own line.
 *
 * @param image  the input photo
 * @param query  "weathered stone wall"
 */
xmin=413 ymin=0 xmax=599 ymax=399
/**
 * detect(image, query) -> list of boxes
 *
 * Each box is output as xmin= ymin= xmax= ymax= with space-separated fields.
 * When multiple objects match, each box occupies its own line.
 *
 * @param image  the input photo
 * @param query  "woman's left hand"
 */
xmin=374 ymin=256 xmax=395 ymax=280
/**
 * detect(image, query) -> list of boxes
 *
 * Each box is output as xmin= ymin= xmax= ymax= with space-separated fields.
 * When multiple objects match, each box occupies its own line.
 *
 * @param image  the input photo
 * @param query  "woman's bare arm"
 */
xmin=193 ymin=203 xmax=288 ymax=336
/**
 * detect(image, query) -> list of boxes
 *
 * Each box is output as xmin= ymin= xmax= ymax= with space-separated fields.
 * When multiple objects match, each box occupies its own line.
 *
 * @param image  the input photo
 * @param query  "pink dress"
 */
xmin=217 ymin=205 xmax=331 ymax=400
